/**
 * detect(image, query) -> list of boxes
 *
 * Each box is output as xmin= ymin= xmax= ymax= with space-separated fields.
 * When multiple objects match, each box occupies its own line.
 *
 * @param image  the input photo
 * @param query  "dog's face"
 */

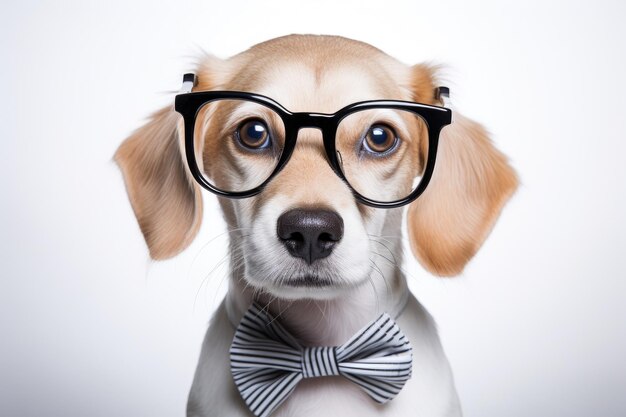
xmin=115 ymin=35 xmax=517 ymax=300
xmin=200 ymin=39 xmax=429 ymax=299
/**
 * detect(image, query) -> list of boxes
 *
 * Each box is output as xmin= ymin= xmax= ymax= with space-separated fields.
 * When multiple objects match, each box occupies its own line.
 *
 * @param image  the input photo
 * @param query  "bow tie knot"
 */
xmin=301 ymin=346 xmax=339 ymax=378
xmin=230 ymin=302 xmax=413 ymax=417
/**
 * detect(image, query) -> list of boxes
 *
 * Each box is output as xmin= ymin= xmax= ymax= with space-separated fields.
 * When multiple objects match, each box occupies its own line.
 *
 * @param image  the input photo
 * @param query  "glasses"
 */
xmin=174 ymin=74 xmax=452 ymax=209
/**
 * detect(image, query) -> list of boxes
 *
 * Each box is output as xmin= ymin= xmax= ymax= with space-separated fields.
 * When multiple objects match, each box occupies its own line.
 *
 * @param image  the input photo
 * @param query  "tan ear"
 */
xmin=115 ymin=106 xmax=203 ymax=259
xmin=406 ymin=67 xmax=518 ymax=276
xmin=407 ymin=114 xmax=518 ymax=276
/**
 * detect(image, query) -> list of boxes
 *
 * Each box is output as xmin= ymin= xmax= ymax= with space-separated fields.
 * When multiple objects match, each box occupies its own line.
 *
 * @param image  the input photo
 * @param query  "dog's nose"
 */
xmin=277 ymin=209 xmax=344 ymax=264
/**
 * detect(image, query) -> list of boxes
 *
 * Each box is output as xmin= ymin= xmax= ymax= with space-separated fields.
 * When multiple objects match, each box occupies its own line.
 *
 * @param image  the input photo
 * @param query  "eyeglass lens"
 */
xmin=193 ymin=99 xmax=429 ymax=203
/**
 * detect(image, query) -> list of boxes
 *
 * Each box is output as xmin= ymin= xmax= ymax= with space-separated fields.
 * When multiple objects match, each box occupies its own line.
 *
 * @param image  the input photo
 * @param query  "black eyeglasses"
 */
xmin=174 ymin=74 xmax=452 ymax=209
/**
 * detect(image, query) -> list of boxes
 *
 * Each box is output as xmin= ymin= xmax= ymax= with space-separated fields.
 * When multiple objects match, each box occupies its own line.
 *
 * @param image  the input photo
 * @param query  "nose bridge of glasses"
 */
xmin=291 ymin=112 xmax=334 ymax=130
xmin=292 ymin=126 xmax=325 ymax=151
xmin=287 ymin=115 xmax=332 ymax=164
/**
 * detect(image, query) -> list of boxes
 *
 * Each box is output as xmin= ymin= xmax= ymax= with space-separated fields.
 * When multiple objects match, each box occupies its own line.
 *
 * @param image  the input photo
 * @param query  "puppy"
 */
xmin=115 ymin=35 xmax=517 ymax=417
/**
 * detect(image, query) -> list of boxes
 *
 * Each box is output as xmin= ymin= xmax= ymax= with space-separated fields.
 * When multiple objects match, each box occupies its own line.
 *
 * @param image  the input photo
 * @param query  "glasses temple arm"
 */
xmin=180 ymin=73 xmax=197 ymax=93
xmin=435 ymin=86 xmax=454 ymax=123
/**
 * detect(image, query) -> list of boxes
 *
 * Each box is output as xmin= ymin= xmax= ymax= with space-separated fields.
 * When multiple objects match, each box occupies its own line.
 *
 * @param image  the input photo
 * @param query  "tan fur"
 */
xmin=407 ymin=112 xmax=519 ymax=276
xmin=255 ymin=130 xmax=356 ymax=214
xmin=115 ymin=35 xmax=517 ymax=277
xmin=114 ymin=107 xmax=203 ymax=259
xmin=409 ymin=63 xmax=440 ymax=105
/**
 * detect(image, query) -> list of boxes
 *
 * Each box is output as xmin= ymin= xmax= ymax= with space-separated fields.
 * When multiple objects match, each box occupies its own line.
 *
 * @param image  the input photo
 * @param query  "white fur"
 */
xmin=186 ymin=210 xmax=462 ymax=416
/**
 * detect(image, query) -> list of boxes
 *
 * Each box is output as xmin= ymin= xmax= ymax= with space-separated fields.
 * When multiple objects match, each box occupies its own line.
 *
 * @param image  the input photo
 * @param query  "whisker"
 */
xmin=368 ymin=242 xmax=399 ymax=268
xmin=368 ymin=257 xmax=390 ymax=297
xmin=188 ymin=226 xmax=253 ymax=278
xmin=369 ymin=248 xmax=420 ymax=283
xmin=191 ymin=232 xmax=254 ymax=313
xmin=193 ymin=252 xmax=231 ymax=313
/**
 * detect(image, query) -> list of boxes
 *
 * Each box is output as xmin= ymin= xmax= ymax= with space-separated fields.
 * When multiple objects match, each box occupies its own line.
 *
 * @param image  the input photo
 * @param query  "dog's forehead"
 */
xmin=252 ymin=61 xmax=399 ymax=114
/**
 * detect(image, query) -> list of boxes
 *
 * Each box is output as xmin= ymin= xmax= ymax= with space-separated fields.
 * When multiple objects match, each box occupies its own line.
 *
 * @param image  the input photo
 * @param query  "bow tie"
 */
xmin=230 ymin=302 xmax=413 ymax=417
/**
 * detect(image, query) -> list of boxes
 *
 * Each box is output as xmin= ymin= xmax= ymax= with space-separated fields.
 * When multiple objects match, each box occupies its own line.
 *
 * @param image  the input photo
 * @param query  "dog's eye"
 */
xmin=363 ymin=124 xmax=398 ymax=155
xmin=236 ymin=119 xmax=271 ymax=149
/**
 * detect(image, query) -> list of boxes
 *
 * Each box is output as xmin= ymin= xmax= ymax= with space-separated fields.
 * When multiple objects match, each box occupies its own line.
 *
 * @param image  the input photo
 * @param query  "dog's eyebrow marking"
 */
xmin=314 ymin=64 xmax=324 ymax=88
xmin=223 ymin=101 xmax=275 ymax=128
xmin=339 ymin=109 xmax=412 ymax=145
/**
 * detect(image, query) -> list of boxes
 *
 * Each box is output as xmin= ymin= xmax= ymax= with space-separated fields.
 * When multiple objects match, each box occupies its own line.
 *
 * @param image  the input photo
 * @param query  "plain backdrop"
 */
xmin=1 ymin=0 xmax=625 ymax=416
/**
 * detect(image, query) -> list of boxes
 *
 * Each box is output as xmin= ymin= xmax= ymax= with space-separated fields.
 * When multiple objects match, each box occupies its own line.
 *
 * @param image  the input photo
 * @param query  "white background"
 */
xmin=1 ymin=0 xmax=625 ymax=416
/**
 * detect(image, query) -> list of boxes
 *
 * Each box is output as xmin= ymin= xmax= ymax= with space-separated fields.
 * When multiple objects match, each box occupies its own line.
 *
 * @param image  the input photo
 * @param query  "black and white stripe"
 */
xmin=230 ymin=302 xmax=413 ymax=417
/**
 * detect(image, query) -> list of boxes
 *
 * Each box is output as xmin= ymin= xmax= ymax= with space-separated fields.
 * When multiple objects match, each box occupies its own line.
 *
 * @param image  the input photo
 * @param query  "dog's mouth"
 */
xmin=283 ymin=274 xmax=335 ymax=288
xmin=244 ymin=258 xmax=371 ymax=300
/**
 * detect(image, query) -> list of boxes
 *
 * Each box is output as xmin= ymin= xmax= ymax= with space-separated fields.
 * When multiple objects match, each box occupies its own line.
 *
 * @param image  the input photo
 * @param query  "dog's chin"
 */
xmin=246 ymin=273 xmax=368 ymax=301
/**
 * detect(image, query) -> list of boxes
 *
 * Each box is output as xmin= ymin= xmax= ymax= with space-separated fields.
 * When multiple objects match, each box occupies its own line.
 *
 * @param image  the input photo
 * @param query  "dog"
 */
xmin=115 ymin=35 xmax=517 ymax=417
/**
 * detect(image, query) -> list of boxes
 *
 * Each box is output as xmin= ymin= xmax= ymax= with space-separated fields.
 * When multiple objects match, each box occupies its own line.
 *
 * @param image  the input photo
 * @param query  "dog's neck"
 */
xmin=224 ymin=242 xmax=408 ymax=347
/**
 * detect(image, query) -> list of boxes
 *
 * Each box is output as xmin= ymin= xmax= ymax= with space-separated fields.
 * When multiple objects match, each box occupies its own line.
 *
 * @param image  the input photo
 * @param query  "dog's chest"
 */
xmin=187 ymin=300 xmax=461 ymax=417
xmin=274 ymin=377 xmax=409 ymax=417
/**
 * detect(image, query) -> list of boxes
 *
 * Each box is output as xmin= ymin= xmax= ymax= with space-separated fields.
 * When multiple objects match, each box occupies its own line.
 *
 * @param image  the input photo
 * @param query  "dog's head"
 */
xmin=115 ymin=35 xmax=517 ymax=300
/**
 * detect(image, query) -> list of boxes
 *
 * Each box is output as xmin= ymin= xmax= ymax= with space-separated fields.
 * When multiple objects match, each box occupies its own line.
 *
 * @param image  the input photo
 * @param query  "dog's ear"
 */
xmin=406 ymin=65 xmax=519 ymax=276
xmin=115 ymin=55 xmax=232 ymax=259
xmin=115 ymin=105 xmax=202 ymax=260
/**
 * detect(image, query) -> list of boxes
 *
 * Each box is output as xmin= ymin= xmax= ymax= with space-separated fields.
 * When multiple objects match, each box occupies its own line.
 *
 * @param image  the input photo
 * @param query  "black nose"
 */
xmin=277 ymin=209 xmax=344 ymax=264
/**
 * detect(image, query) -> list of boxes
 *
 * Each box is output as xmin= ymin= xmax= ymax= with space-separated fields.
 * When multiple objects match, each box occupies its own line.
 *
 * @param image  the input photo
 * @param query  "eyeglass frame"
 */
xmin=174 ymin=73 xmax=453 ymax=209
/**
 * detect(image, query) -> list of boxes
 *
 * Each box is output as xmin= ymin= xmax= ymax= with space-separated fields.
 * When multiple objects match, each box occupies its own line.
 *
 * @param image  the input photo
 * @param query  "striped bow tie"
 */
xmin=230 ymin=302 xmax=413 ymax=417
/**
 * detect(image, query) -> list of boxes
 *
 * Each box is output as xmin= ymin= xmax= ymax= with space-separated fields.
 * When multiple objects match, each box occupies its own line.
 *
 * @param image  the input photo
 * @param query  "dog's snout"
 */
xmin=277 ymin=209 xmax=344 ymax=264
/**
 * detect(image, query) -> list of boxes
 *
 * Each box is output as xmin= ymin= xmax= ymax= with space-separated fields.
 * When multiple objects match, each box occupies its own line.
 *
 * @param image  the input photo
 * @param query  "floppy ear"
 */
xmin=115 ymin=54 xmax=232 ymax=259
xmin=115 ymin=106 xmax=202 ymax=260
xmin=406 ymin=65 xmax=519 ymax=276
